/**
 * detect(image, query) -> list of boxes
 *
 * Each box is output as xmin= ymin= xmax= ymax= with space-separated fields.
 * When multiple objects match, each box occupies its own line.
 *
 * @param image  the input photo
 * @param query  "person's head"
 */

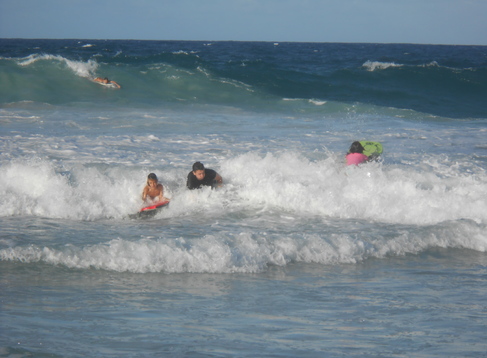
xmin=192 ymin=162 xmax=206 ymax=180
xmin=147 ymin=173 xmax=158 ymax=187
xmin=103 ymin=77 xmax=109 ymax=83
xmin=349 ymin=141 xmax=365 ymax=154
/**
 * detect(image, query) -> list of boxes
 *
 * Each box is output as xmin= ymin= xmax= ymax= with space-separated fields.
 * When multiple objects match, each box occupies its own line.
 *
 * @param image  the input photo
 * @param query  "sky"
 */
xmin=1 ymin=0 xmax=486 ymax=45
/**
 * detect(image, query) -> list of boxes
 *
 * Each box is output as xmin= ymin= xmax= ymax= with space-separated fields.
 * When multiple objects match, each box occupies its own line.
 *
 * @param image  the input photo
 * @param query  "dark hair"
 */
xmin=192 ymin=162 xmax=205 ymax=171
xmin=348 ymin=141 xmax=365 ymax=154
xmin=147 ymin=173 xmax=158 ymax=181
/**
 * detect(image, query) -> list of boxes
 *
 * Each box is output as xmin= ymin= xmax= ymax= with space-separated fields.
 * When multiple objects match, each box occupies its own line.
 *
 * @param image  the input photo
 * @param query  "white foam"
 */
xmin=1 ymin=218 xmax=485 ymax=273
xmin=220 ymin=151 xmax=487 ymax=225
xmin=309 ymin=99 xmax=327 ymax=105
xmin=1 ymin=148 xmax=486 ymax=273
xmin=1 ymin=144 xmax=486 ymax=226
xmin=17 ymin=54 xmax=98 ymax=78
xmin=0 ymin=159 xmax=141 ymax=219
xmin=362 ymin=60 xmax=403 ymax=71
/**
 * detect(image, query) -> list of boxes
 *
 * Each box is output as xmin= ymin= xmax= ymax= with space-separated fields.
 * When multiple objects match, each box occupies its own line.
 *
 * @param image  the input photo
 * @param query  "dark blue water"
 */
xmin=1 ymin=39 xmax=486 ymax=118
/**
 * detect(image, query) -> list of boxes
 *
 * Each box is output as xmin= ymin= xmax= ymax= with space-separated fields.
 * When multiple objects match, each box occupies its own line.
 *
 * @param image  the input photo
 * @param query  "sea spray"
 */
xmin=2 ymin=40 xmax=487 ymax=357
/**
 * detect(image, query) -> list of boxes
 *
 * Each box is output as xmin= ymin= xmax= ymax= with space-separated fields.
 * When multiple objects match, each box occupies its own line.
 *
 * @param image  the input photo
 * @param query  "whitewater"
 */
xmin=1 ymin=39 xmax=487 ymax=357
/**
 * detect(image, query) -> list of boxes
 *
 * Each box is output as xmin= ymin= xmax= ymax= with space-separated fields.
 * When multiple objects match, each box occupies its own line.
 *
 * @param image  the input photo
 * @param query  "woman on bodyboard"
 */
xmin=142 ymin=173 xmax=168 ymax=203
xmin=345 ymin=141 xmax=383 ymax=166
xmin=134 ymin=173 xmax=170 ymax=218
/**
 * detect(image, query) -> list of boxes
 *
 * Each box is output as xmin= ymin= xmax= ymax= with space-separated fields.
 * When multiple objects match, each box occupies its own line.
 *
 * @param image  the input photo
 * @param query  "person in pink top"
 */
xmin=346 ymin=141 xmax=369 ymax=166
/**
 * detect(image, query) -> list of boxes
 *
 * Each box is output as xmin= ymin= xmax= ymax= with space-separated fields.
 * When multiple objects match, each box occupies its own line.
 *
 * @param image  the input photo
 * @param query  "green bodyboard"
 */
xmin=360 ymin=141 xmax=383 ymax=158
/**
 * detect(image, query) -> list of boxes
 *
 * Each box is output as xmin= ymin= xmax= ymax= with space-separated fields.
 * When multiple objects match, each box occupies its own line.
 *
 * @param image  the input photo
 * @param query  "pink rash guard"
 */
xmin=346 ymin=153 xmax=369 ymax=166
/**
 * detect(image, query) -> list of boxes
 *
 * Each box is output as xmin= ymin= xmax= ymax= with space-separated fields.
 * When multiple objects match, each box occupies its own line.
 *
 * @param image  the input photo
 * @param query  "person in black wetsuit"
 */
xmin=186 ymin=162 xmax=223 ymax=190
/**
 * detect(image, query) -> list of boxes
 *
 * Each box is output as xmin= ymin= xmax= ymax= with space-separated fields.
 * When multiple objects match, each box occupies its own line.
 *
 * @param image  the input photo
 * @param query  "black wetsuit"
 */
xmin=186 ymin=169 xmax=218 ymax=190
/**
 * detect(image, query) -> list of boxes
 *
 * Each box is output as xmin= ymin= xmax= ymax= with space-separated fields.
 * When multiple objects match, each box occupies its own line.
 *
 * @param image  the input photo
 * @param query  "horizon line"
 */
xmin=0 ymin=38 xmax=485 ymax=47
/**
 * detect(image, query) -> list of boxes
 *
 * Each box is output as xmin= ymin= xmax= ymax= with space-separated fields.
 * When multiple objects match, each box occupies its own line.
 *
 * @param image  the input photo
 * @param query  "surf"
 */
xmin=1 ymin=39 xmax=486 ymax=118
xmin=1 ymin=149 xmax=486 ymax=225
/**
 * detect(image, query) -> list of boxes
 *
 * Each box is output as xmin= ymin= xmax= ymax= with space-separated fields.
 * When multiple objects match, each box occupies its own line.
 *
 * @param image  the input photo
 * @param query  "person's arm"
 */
xmin=142 ymin=186 xmax=149 ymax=201
xmin=110 ymin=80 xmax=121 ymax=89
xmin=157 ymin=184 xmax=164 ymax=201
xmin=210 ymin=172 xmax=223 ymax=189
xmin=187 ymin=172 xmax=197 ymax=190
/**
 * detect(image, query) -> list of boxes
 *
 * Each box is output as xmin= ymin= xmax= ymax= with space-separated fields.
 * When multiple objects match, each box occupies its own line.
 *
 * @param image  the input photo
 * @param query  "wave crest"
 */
xmin=17 ymin=53 xmax=98 ymax=78
xmin=362 ymin=60 xmax=403 ymax=71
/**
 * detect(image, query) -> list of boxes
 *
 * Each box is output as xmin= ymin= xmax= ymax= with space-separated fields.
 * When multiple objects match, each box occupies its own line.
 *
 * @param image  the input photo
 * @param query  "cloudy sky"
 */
xmin=1 ymin=0 xmax=486 ymax=45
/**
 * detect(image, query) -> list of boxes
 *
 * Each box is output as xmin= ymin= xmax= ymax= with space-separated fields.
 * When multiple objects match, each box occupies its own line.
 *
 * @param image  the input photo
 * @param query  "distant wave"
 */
xmin=362 ymin=60 xmax=403 ymax=71
xmin=17 ymin=53 xmax=98 ymax=78
xmin=362 ymin=59 xmax=474 ymax=72
xmin=1 ymin=39 xmax=486 ymax=118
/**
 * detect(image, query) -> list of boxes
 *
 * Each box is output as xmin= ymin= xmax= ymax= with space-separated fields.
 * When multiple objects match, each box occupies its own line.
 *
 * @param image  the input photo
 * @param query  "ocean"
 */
xmin=1 ymin=39 xmax=486 ymax=357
